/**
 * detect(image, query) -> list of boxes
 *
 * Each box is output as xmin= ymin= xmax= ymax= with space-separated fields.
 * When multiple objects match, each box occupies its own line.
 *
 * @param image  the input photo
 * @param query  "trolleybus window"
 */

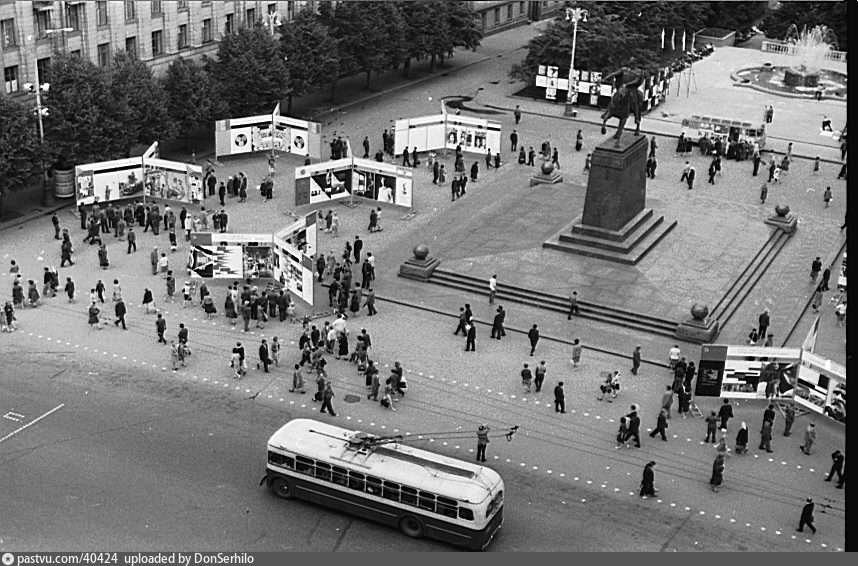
xmin=348 ymin=471 xmax=365 ymax=491
xmin=382 ymin=481 xmax=401 ymax=502
xmin=332 ymin=466 xmax=348 ymax=487
xmin=366 ymin=476 xmax=382 ymax=496
xmin=437 ymin=496 xmax=459 ymax=518
xmin=296 ymin=455 xmax=314 ymax=475
xmin=315 ymin=461 xmax=332 ymax=481
xmin=459 ymin=508 xmax=475 ymax=521
xmin=418 ymin=492 xmax=436 ymax=512
xmin=400 ymin=486 xmax=418 ymax=506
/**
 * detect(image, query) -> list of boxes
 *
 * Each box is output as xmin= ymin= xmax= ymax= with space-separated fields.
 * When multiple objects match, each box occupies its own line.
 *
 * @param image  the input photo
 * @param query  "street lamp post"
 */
xmin=563 ymin=7 xmax=589 ymax=117
xmin=29 ymin=27 xmax=72 ymax=206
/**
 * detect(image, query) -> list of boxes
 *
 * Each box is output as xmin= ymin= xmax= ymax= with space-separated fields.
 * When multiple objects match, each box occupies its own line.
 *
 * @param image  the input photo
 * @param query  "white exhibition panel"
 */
xmin=75 ymin=157 xmax=145 ymax=205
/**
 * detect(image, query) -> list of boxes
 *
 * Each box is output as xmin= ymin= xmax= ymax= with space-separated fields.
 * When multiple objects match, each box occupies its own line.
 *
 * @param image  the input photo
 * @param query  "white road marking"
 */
xmin=0 ymin=404 xmax=65 ymax=444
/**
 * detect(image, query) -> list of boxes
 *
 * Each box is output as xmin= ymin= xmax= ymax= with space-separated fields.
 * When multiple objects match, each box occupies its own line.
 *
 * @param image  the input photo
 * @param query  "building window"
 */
xmin=37 ymin=57 xmax=51 ymax=83
xmin=202 ymin=19 xmax=212 ymax=43
xmin=35 ymin=9 xmax=52 ymax=37
xmin=125 ymin=36 xmax=137 ymax=58
xmin=178 ymin=24 xmax=188 ymax=49
xmin=224 ymin=13 xmax=234 ymax=35
xmin=268 ymin=3 xmax=277 ymax=14
xmin=4 ymin=65 xmax=19 ymax=95
xmin=177 ymin=1 xmax=188 ymax=11
xmin=507 ymin=4 xmax=513 ymax=19
xmin=151 ymin=30 xmax=163 ymax=56
xmin=480 ymin=12 xmax=486 ymax=30
xmin=520 ymin=1 xmax=525 ymax=15
xmin=97 ymin=43 xmax=110 ymax=67
xmin=96 ymin=1 xmax=108 ymax=26
xmin=287 ymin=1 xmax=294 ymax=20
xmin=151 ymin=1 xmax=162 ymax=16
xmin=70 ymin=49 xmax=81 ymax=58
xmin=66 ymin=4 xmax=82 ymax=31
xmin=125 ymin=1 xmax=136 ymax=20
xmin=494 ymin=8 xmax=500 ymax=24
xmin=246 ymin=8 xmax=256 ymax=26
xmin=0 ymin=18 xmax=16 ymax=47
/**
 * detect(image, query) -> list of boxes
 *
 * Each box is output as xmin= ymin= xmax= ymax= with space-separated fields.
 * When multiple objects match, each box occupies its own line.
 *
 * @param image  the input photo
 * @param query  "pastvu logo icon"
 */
xmin=2 ymin=552 xmax=15 ymax=566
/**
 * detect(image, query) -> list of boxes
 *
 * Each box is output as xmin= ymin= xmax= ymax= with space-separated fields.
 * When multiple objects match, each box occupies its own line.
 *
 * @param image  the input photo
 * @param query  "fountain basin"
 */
xmin=784 ymin=68 xmax=820 ymax=87
xmin=733 ymin=65 xmax=846 ymax=99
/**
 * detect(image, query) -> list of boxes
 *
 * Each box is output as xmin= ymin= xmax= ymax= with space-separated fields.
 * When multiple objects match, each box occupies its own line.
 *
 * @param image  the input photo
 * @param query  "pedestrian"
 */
xmin=241 ymin=301 xmax=251 ymax=332
xmin=571 ymin=338 xmax=582 ymax=368
xmin=290 ymin=364 xmax=306 ymax=394
xmin=686 ymin=166 xmax=696 ymax=190
xmin=826 ymin=450 xmax=845 ymax=483
xmin=51 ymin=212 xmax=61 ymax=240
xmin=232 ymin=342 xmax=247 ymax=379
xmin=554 ymin=382 xmax=565 ymax=413
xmin=575 ymin=129 xmax=583 ymax=152
xmin=113 ymin=298 xmax=127 ymax=330
xmin=596 ymin=372 xmax=613 ymax=402
xmin=820 ymin=267 xmax=831 ymax=292
xmin=813 ymin=156 xmax=820 ymax=173
xmin=1 ymin=301 xmax=16 ymax=332
xmin=759 ymin=182 xmax=768 ymax=204
xmin=520 ymin=363 xmax=533 ymax=393
xmin=623 ymin=406 xmax=641 ymax=448
xmin=490 ymin=306 xmax=505 ymax=339
xmin=155 ymin=313 xmax=167 ymax=344
xmin=760 ymin=419 xmax=774 ymax=453
xmin=470 ymin=161 xmax=479 ymax=182
xmin=768 ymin=159 xmax=776 ymax=182
xmin=476 ymin=425 xmax=490 ymax=462
xmin=800 ymin=423 xmax=816 ymax=455
xmin=811 ymin=285 xmax=823 ymax=313
xmin=527 ymin=324 xmax=540 ymax=356
xmin=708 ymin=160 xmax=717 ymax=184
xmin=567 ymin=291 xmax=579 ymax=319
xmin=649 ymin=408 xmax=669 ymax=441
xmin=758 ymin=309 xmax=770 ymax=339
xmin=783 ymin=403 xmax=796 ymax=436
xmin=705 ymin=410 xmax=718 ymax=443
xmin=465 ymin=319 xmax=476 ymax=352
xmin=551 ymin=148 xmax=560 ymax=169
xmin=810 ymin=256 xmax=822 ymax=284
xmin=534 ymin=360 xmax=547 ymax=392
xmin=735 ymin=422 xmax=749 ymax=454
xmin=363 ymin=287 xmax=377 ymax=316
xmin=514 ymin=104 xmax=521 ymax=125
xmin=64 ymin=277 xmax=75 ymax=303
xmin=616 ymin=417 xmax=629 ymax=448
xmin=257 ymin=339 xmax=272 ymax=373
xmin=98 ymin=243 xmax=109 ymax=269
xmin=797 ymin=498 xmax=817 ymax=534
xmin=488 ymin=274 xmax=497 ymax=304
xmin=661 ymin=385 xmax=673 ymax=419
xmin=677 ymin=383 xmax=690 ymax=417
xmin=680 ymin=161 xmax=691 ymax=182
xmin=640 ymin=461 xmax=656 ymax=497
xmin=510 ymin=129 xmax=518 ymax=152
xmin=773 ymin=164 xmax=781 ymax=183
xmin=710 ymin=453 xmax=725 ymax=492
xmin=718 ymin=398 xmax=734 ymax=430
xmin=142 ymin=287 xmax=156 ymax=314
xmin=631 ymin=344 xmax=642 ymax=375
xmin=88 ymin=302 xmax=103 ymax=330
xmin=320 ymin=381 xmax=337 ymax=416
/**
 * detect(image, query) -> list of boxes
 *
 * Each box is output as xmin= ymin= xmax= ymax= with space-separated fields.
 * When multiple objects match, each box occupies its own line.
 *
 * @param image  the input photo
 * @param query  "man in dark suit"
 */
xmin=554 ymin=382 xmax=566 ymax=413
xmin=491 ymin=306 xmax=505 ymax=339
xmin=797 ymin=498 xmax=817 ymax=533
xmin=465 ymin=321 xmax=476 ymax=352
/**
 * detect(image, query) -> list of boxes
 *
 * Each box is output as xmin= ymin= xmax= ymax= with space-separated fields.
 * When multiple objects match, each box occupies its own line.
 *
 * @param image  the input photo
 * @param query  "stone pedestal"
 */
xmin=675 ymin=304 xmax=721 ymax=343
xmin=530 ymin=161 xmax=563 ymax=186
xmin=764 ymin=204 xmax=798 ymax=234
xmin=543 ymin=135 xmax=676 ymax=264
xmin=399 ymin=244 xmax=440 ymax=282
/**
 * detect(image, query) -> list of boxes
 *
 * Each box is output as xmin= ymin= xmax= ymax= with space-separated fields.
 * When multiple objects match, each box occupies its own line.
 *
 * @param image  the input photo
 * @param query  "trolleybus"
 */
xmin=261 ymin=419 xmax=505 ymax=550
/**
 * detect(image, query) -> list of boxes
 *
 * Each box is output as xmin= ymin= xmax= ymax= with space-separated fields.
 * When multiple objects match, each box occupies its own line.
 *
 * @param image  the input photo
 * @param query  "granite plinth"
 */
xmin=581 ymin=135 xmax=648 ymax=231
xmin=675 ymin=316 xmax=721 ymax=344
xmin=530 ymin=170 xmax=564 ymax=186
xmin=399 ymin=256 xmax=441 ymax=281
xmin=764 ymin=213 xmax=798 ymax=234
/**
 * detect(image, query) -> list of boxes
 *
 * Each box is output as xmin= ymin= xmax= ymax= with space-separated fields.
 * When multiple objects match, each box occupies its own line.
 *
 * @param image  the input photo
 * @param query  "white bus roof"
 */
xmin=268 ymin=419 xmax=503 ymax=504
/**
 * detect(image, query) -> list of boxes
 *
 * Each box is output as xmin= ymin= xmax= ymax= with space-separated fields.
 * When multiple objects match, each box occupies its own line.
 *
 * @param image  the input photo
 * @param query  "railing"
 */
xmin=761 ymin=40 xmax=847 ymax=62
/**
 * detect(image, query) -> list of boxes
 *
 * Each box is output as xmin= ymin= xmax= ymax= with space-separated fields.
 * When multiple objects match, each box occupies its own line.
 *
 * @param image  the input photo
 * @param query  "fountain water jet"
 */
xmin=782 ymin=24 xmax=838 ymax=87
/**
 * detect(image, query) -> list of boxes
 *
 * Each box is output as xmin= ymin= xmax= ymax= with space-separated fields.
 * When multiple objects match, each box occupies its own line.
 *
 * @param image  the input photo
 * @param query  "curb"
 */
xmin=0 ymin=199 xmax=76 ymax=233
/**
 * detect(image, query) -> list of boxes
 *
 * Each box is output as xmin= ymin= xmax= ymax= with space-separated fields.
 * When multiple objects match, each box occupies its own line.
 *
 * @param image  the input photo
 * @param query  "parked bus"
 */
xmin=681 ymin=115 xmax=767 ymax=148
xmin=261 ymin=419 xmax=505 ymax=550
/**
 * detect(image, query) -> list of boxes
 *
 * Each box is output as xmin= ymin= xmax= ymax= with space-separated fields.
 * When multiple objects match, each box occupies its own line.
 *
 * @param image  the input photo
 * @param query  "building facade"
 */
xmin=469 ymin=0 xmax=565 ymax=35
xmin=2 ymin=0 xmax=308 ymax=97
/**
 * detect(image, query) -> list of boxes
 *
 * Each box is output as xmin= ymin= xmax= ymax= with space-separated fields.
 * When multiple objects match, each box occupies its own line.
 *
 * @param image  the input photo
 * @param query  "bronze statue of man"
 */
xmin=600 ymin=67 xmax=644 ymax=146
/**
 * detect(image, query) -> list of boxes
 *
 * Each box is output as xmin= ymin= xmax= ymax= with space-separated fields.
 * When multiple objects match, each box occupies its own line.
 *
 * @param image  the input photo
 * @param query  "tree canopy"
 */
xmin=163 ymin=57 xmax=215 ymax=150
xmin=758 ymin=1 xmax=846 ymax=51
xmin=0 ymin=95 xmax=42 ymax=195
xmin=278 ymin=9 xmax=339 ymax=112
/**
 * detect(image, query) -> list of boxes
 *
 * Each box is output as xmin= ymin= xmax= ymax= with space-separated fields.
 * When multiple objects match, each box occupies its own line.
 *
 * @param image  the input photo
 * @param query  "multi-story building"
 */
xmin=469 ymin=0 xmax=565 ymax=36
xmin=1 ymin=0 xmax=308 ymax=97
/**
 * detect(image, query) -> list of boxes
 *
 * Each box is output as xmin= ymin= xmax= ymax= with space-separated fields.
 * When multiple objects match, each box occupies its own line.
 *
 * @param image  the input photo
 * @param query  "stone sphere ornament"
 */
xmin=413 ymin=244 xmax=429 ymax=260
xmin=541 ymin=161 xmax=555 ymax=175
xmin=774 ymin=204 xmax=791 ymax=217
xmin=690 ymin=303 xmax=709 ymax=321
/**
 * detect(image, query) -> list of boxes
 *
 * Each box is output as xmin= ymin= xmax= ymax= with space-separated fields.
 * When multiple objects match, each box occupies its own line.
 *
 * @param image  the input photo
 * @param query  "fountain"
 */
xmin=782 ymin=24 xmax=838 ymax=88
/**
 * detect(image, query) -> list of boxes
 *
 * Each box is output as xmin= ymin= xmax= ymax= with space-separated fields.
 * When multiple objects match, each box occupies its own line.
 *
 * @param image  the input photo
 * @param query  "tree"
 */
xmin=397 ymin=0 xmax=446 ymax=77
xmin=0 ymin=95 xmax=42 ymax=217
xmin=333 ymin=1 xmax=405 ymax=90
xmin=208 ymin=26 xmax=290 ymax=118
xmin=41 ymin=53 xmax=124 ymax=168
xmin=163 ymin=57 xmax=214 ymax=151
xmin=110 ymin=51 xmax=176 ymax=156
xmin=758 ymin=1 xmax=846 ymax=51
xmin=443 ymin=0 xmax=482 ymax=65
xmin=278 ymin=10 xmax=339 ymax=113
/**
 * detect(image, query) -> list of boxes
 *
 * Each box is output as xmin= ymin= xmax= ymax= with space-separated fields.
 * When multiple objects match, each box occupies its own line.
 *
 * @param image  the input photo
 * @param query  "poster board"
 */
xmin=393 ymin=114 xmax=447 ymax=156
xmin=215 ymin=105 xmax=321 ymax=159
xmin=351 ymin=158 xmax=413 ymax=209
xmin=796 ymin=352 xmax=846 ymax=422
xmin=294 ymin=158 xmax=354 ymax=206
xmin=696 ymin=344 xmax=800 ymax=400
xmin=444 ymin=115 xmax=501 ymax=155
xmin=273 ymin=213 xmax=317 ymax=305
xmin=143 ymin=158 xmax=203 ymax=204
xmin=75 ymin=157 xmax=145 ymax=205
xmin=189 ymin=233 xmax=275 ymax=280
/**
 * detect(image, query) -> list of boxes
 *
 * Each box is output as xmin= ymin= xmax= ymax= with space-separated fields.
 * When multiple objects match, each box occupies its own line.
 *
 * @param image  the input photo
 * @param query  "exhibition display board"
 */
xmin=273 ymin=213 xmax=317 ymax=306
xmin=294 ymin=158 xmax=354 ymax=206
xmin=351 ymin=158 xmax=413 ymax=208
xmin=75 ymin=157 xmax=145 ymax=205
xmin=214 ymin=103 xmax=321 ymax=159
xmin=796 ymin=352 xmax=846 ymax=423
xmin=143 ymin=158 xmax=203 ymax=204
xmin=534 ymin=65 xmax=671 ymax=111
xmin=393 ymin=113 xmax=501 ymax=157
xmin=189 ymin=233 xmax=275 ymax=280
xmin=695 ymin=344 xmax=800 ymax=400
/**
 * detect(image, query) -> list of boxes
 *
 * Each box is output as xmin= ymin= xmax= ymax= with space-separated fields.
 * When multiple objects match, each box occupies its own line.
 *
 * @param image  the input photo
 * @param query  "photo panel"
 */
xmin=75 ymin=158 xmax=145 ymax=205
xmin=294 ymin=159 xmax=353 ymax=206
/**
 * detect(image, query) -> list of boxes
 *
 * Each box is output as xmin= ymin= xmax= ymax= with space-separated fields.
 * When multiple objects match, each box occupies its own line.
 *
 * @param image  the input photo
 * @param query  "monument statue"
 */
xmin=600 ymin=67 xmax=644 ymax=145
